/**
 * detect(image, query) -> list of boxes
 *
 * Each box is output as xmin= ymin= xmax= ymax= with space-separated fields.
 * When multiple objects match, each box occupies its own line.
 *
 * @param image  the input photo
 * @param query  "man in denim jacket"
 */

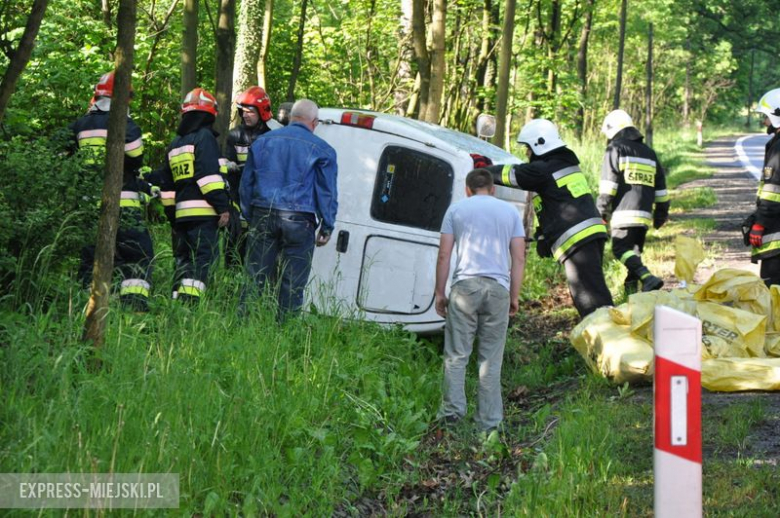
xmin=240 ymin=99 xmax=338 ymax=319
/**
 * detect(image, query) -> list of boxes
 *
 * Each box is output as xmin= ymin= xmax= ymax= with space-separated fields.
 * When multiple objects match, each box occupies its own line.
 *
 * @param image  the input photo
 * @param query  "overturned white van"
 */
xmin=307 ymin=108 xmax=527 ymax=334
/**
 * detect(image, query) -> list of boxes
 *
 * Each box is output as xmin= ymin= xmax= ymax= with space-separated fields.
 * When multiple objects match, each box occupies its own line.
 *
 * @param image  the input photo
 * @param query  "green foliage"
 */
xmin=0 ymin=136 xmax=100 ymax=295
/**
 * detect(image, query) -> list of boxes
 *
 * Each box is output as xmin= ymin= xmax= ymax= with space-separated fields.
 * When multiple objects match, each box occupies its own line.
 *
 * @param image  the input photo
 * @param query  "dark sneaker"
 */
xmin=641 ymin=275 xmax=664 ymax=292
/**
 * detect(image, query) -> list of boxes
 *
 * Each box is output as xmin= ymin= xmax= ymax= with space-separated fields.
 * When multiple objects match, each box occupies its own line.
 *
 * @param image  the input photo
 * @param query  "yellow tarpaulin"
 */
xmin=570 ymin=269 xmax=780 ymax=392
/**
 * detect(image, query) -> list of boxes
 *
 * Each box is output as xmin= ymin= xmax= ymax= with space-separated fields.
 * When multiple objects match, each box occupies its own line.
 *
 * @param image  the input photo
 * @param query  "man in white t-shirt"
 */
xmin=434 ymin=168 xmax=526 ymax=431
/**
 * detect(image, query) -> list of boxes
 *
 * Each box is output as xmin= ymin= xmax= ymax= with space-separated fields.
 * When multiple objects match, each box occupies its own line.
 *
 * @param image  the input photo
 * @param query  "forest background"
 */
xmin=1 ymin=0 xmax=780 ymax=514
xmin=1 ymin=0 xmax=779 ymax=288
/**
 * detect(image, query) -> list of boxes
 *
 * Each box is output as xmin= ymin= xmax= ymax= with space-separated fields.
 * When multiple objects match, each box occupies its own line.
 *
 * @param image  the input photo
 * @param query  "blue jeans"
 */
xmin=243 ymin=208 xmax=316 ymax=319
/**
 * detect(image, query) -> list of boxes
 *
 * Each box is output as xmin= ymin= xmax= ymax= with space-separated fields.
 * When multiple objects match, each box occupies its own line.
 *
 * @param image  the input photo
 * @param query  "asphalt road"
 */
xmin=735 ymin=133 xmax=771 ymax=180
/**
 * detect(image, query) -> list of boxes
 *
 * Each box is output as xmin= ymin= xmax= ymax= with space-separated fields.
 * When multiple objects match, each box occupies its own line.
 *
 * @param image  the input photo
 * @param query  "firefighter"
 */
xmin=71 ymin=71 xmax=154 ymax=312
xmin=598 ymin=109 xmax=669 ymax=295
xmin=749 ymin=88 xmax=780 ymax=286
xmin=223 ymin=86 xmax=277 ymax=266
xmin=158 ymin=88 xmax=233 ymax=303
xmin=484 ymin=119 xmax=613 ymax=318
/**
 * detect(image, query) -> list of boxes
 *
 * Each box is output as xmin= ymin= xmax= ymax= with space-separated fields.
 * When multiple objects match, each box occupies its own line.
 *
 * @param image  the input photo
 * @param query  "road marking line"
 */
xmin=735 ymin=135 xmax=762 ymax=180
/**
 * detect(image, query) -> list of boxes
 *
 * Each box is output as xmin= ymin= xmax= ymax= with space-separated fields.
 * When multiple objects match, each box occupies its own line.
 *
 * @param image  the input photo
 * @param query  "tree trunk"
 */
xmin=575 ymin=0 xmax=595 ymax=140
xmin=231 ymin=0 xmax=261 ymax=126
xmin=645 ymin=22 xmax=653 ymax=147
xmin=475 ymin=0 xmax=497 ymax=114
xmin=746 ymin=50 xmax=755 ymax=128
xmin=102 ymin=0 xmax=112 ymax=29
xmin=546 ymin=0 xmax=561 ymax=96
xmin=83 ymin=0 xmax=136 ymax=349
xmin=411 ymin=0 xmax=430 ymax=120
xmin=214 ymin=0 xmax=235 ymax=149
xmin=683 ymin=39 xmax=691 ymax=128
xmin=0 ymin=0 xmax=49 ymax=125
xmin=423 ymin=0 xmax=446 ymax=123
xmin=613 ymin=0 xmax=627 ymax=109
xmin=494 ymin=0 xmax=516 ymax=149
xmin=257 ymin=0 xmax=274 ymax=89
xmin=286 ymin=0 xmax=309 ymax=101
xmin=395 ymin=0 xmax=414 ymax=115
xmin=181 ymin=0 xmax=199 ymax=98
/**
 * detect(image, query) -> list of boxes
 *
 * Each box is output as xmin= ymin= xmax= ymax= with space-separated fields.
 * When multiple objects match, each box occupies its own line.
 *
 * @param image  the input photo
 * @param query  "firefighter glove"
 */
xmin=750 ymin=223 xmax=765 ymax=248
xmin=653 ymin=217 xmax=667 ymax=230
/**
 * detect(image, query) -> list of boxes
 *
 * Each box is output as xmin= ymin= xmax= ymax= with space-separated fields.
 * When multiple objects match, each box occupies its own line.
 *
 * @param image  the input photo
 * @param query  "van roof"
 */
xmin=319 ymin=108 xmax=521 ymax=165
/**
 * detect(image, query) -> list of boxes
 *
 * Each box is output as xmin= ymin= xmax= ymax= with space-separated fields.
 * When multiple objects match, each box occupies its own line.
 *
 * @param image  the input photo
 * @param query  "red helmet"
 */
xmin=93 ymin=71 xmax=133 ymax=98
xmin=236 ymin=86 xmax=273 ymax=122
xmin=181 ymin=88 xmax=218 ymax=116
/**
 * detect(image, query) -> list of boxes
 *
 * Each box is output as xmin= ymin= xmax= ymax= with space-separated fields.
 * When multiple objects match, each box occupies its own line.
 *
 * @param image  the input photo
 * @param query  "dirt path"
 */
xmin=674 ymin=135 xmax=760 ymax=283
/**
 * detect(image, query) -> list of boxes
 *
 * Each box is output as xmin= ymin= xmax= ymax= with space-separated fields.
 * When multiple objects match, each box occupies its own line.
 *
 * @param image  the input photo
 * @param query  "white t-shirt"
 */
xmin=440 ymin=194 xmax=525 ymax=291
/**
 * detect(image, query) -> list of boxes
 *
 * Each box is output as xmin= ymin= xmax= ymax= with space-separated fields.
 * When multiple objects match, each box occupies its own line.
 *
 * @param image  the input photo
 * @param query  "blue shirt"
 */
xmin=240 ymin=122 xmax=339 ymax=232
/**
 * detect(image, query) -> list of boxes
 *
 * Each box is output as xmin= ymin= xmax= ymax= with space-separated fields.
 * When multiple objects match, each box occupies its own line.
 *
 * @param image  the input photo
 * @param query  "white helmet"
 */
xmin=601 ymin=109 xmax=634 ymax=139
xmin=756 ymin=88 xmax=780 ymax=127
xmin=517 ymin=119 xmax=566 ymax=156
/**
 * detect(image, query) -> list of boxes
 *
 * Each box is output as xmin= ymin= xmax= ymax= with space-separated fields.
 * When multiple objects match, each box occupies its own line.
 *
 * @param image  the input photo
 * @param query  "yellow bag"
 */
xmin=621 ymin=290 xmax=698 ymax=342
xmin=696 ymin=301 xmax=766 ymax=358
xmin=694 ymin=268 xmax=771 ymax=317
xmin=769 ymin=285 xmax=780 ymax=332
xmin=571 ymin=307 xmax=654 ymax=384
xmin=702 ymin=358 xmax=780 ymax=391
xmin=674 ymin=235 xmax=705 ymax=283
xmin=765 ymin=333 xmax=780 ymax=357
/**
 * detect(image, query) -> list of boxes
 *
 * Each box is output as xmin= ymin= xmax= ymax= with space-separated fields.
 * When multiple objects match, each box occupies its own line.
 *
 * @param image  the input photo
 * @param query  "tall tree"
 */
xmin=83 ymin=0 xmax=137 ymax=349
xmin=644 ymin=22 xmax=653 ymax=146
xmin=286 ymin=0 xmax=309 ymax=101
xmin=0 ymin=0 xmax=49 ymax=125
xmin=214 ymin=0 xmax=236 ymax=147
xmin=231 ymin=0 xmax=261 ymax=125
xmin=395 ymin=0 xmax=414 ymax=115
xmin=422 ymin=0 xmax=446 ymax=123
xmin=612 ymin=0 xmax=627 ymax=109
xmin=181 ymin=0 xmax=199 ymax=98
xmin=257 ymin=0 xmax=274 ymax=89
xmin=575 ymin=0 xmax=595 ymax=140
xmin=494 ymin=0 xmax=517 ymax=148
xmin=410 ymin=0 xmax=431 ymax=119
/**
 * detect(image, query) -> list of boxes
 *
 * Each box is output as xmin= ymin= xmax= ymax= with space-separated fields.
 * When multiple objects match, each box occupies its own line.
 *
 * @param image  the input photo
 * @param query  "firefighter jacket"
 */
xmin=160 ymin=126 xmax=231 ymax=225
xmin=225 ymin=122 xmax=273 ymax=197
xmin=597 ymin=127 xmax=670 ymax=229
xmin=485 ymin=147 xmax=607 ymax=263
xmin=69 ymin=109 xmax=151 ymax=219
xmin=752 ymin=130 xmax=780 ymax=261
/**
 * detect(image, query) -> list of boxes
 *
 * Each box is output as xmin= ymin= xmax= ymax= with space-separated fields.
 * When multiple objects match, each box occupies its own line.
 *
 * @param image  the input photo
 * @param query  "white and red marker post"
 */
xmin=654 ymin=306 xmax=702 ymax=517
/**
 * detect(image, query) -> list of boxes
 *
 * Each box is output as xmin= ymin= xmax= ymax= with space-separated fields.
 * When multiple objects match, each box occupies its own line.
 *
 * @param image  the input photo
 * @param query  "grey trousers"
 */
xmin=438 ymin=277 xmax=510 ymax=430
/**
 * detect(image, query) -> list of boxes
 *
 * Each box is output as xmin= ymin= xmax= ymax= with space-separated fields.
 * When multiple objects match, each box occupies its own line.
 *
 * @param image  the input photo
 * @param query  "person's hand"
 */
xmin=316 ymin=229 xmax=331 ymax=247
xmin=435 ymin=293 xmax=448 ymax=317
xmin=218 ymin=211 xmax=230 ymax=228
xmin=509 ymin=298 xmax=519 ymax=317
xmin=653 ymin=217 xmax=667 ymax=230
xmin=750 ymin=223 xmax=765 ymax=247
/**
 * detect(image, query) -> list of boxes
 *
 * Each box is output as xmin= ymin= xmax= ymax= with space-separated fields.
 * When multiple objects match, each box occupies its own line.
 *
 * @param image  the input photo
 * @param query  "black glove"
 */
xmin=227 ymin=207 xmax=242 ymax=242
xmin=534 ymin=229 xmax=552 ymax=258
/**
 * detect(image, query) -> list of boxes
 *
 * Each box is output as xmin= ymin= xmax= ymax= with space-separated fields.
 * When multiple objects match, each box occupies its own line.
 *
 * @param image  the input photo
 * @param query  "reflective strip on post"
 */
xmin=654 ymin=305 xmax=702 ymax=518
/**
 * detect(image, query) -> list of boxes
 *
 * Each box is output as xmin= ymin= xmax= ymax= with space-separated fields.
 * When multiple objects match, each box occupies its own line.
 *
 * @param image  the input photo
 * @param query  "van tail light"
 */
xmin=340 ymin=112 xmax=375 ymax=129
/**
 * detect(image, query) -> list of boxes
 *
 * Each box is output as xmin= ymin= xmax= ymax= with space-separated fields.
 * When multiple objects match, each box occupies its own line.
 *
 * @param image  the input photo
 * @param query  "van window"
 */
xmin=371 ymin=146 xmax=454 ymax=231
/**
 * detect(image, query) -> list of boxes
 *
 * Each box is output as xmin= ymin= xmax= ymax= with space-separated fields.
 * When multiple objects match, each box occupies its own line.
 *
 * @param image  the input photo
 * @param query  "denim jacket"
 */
xmin=240 ymin=122 xmax=339 ymax=232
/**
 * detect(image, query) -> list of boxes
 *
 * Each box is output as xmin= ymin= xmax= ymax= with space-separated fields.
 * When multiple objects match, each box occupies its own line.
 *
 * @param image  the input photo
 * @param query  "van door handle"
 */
xmin=336 ymin=230 xmax=350 ymax=253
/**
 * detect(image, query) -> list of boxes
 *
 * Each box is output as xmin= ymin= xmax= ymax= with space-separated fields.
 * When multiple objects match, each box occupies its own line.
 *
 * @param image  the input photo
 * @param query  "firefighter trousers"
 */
xmin=611 ymin=226 xmax=653 ymax=288
xmin=562 ymin=239 xmax=614 ymax=318
xmin=78 ymin=224 xmax=154 ymax=311
xmin=173 ymin=219 xmax=220 ymax=303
